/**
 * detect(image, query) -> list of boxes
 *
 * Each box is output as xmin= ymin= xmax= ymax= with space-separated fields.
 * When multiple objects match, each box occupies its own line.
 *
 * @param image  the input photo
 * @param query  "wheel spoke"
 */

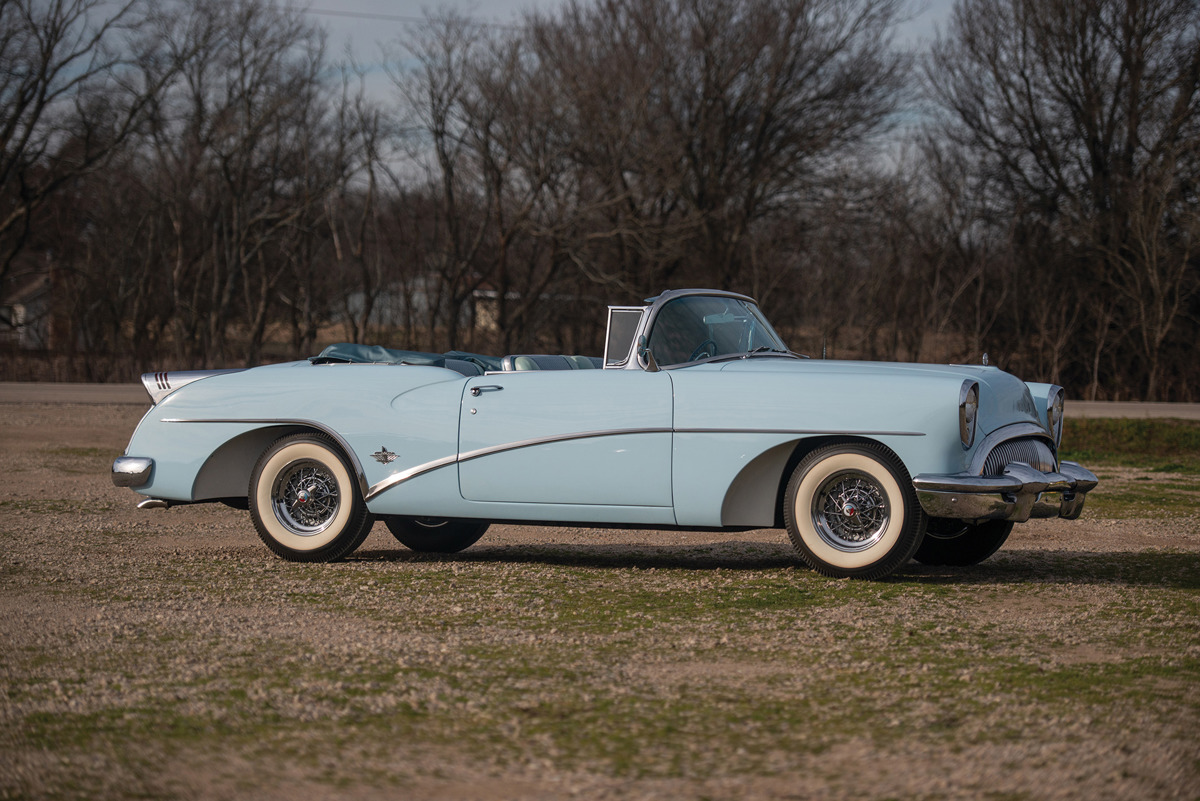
xmin=272 ymin=459 xmax=341 ymax=535
xmin=812 ymin=470 xmax=890 ymax=552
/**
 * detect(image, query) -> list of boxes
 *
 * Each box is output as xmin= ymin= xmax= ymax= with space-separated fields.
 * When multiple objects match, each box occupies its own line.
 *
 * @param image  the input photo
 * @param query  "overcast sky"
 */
xmin=298 ymin=0 xmax=957 ymax=77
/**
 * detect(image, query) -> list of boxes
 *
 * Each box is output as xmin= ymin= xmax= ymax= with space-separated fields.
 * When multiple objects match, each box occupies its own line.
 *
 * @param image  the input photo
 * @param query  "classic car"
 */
xmin=112 ymin=288 xmax=1097 ymax=579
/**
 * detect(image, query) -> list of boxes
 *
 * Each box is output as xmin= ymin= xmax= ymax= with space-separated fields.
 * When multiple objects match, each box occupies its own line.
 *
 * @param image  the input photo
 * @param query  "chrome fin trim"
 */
xmin=141 ymin=369 xmax=246 ymax=405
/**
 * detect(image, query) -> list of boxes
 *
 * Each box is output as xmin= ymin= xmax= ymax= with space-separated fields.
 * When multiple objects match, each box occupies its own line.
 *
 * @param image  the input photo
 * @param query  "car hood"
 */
xmin=717 ymin=356 xmax=1044 ymax=428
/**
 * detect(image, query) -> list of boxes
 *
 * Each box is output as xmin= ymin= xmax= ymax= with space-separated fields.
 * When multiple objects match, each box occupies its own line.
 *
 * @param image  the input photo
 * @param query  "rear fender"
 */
xmin=191 ymin=424 xmax=365 ymax=501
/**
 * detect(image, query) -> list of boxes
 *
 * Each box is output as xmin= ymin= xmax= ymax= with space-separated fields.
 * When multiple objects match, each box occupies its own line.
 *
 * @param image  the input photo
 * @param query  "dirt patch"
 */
xmin=1 ymin=401 xmax=1198 ymax=800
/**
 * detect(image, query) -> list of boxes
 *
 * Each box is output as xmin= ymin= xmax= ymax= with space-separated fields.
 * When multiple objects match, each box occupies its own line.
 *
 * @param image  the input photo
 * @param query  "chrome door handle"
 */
xmin=470 ymin=385 xmax=504 ymax=396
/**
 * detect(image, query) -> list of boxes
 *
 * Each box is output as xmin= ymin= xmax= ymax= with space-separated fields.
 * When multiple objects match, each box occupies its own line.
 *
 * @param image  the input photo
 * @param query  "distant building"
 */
xmin=338 ymin=274 xmax=481 ymax=330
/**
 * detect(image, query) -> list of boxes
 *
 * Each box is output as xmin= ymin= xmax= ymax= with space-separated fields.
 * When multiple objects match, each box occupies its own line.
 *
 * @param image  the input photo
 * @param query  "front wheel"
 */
xmin=385 ymin=517 xmax=489 ymax=553
xmin=912 ymin=519 xmax=1013 ymax=566
xmin=249 ymin=433 xmax=373 ymax=562
xmin=784 ymin=443 xmax=926 ymax=579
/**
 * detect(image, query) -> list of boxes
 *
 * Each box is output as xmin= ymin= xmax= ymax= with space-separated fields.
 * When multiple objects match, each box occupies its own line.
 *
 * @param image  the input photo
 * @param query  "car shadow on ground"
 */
xmin=347 ymin=542 xmax=1200 ymax=590
xmin=352 ymin=540 xmax=798 ymax=571
xmin=909 ymin=549 xmax=1200 ymax=590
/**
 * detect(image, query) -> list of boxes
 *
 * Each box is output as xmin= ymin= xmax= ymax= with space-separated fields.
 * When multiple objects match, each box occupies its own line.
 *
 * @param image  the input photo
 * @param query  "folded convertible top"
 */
xmin=310 ymin=343 xmax=502 ymax=374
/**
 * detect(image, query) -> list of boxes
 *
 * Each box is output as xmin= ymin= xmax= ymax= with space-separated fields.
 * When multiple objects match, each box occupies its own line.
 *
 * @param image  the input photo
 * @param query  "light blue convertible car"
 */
xmin=113 ymin=289 xmax=1097 ymax=579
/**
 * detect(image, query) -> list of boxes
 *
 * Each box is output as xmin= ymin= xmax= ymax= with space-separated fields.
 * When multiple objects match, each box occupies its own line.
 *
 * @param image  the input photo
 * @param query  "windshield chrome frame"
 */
xmin=632 ymin=289 xmax=790 ymax=369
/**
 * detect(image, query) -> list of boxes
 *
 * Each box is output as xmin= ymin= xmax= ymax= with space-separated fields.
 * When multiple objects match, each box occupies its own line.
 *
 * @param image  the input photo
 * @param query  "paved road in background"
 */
xmin=0 ymin=382 xmax=151 ymax=406
xmin=1069 ymin=401 xmax=1200 ymax=419
xmin=2 ymin=382 xmax=1199 ymax=419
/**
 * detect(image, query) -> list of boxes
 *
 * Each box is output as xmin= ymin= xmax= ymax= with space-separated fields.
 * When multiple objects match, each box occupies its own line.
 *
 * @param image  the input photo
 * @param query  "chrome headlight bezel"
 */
xmin=1046 ymin=384 xmax=1065 ymax=449
xmin=959 ymin=380 xmax=979 ymax=450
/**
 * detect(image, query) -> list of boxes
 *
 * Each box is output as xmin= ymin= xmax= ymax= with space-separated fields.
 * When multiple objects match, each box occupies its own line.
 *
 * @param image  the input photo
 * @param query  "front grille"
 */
xmin=981 ymin=438 xmax=1056 ymax=476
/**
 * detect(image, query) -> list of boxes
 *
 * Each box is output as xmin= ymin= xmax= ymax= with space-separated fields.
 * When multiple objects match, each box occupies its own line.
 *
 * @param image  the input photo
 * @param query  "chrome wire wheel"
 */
xmin=810 ymin=470 xmax=890 ymax=552
xmin=784 ymin=442 xmax=926 ymax=579
xmin=271 ymin=459 xmax=340 ymax=536
xmin=249 ymin=433 xmax=372 ymax=562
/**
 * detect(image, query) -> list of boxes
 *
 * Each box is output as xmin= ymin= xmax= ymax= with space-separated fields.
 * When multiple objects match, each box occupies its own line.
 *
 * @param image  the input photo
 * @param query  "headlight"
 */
xmin=1047 ymin=385 xmax=1065 ymax=448
xmin=959 ymin=380 xmax=979 ymax=449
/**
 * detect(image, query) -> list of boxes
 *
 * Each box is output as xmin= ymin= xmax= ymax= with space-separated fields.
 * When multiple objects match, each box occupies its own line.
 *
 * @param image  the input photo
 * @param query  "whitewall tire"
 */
xmin=249 ymin=433 xmax=372 ymax=562
xmin=784 ymin=442 xmax=926 ymax=579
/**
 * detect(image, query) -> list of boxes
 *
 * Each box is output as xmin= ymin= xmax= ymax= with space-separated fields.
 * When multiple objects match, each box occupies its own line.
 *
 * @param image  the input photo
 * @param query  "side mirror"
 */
xmin=637 ymin=335 xmax=660 ymax=373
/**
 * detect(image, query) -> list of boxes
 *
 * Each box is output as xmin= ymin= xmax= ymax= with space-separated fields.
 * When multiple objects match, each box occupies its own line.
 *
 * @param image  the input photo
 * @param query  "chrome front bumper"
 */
xmin=912 ymin=461 xmax=1098 ymax=523
xmin=112 ymin=456 xmax=153 ymax=488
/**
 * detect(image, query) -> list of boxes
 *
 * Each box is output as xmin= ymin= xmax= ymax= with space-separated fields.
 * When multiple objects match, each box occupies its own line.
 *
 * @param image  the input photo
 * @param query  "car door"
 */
xmin=458 ymin=369 xmax=673 ymax=506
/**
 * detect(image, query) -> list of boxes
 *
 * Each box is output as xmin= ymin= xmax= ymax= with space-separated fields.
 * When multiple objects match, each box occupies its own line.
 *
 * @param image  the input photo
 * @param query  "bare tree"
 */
xmin=522 ymin=0 xmax=910 ymax=297
xmin=325 ymin=67 xmax=390 ymax=345
xmin=0 ymin=0 xmax=183 ymax=292
xmin=926 ymin=0 xmax=1200 ymax=399
xmin=142 ymin=0 xmax=335 ymax=366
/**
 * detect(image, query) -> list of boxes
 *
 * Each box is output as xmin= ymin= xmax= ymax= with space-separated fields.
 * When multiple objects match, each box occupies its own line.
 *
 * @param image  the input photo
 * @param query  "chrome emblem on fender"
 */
xmin=372 ymin=446 xmax=397 ymax=464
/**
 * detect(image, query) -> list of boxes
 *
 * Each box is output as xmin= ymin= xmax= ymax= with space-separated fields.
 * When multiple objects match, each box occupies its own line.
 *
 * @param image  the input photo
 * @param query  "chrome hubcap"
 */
xmin=272 ymin=459 xmax=339 ymax=536
xmin=811 ymin=470 xmax=890 ymax=552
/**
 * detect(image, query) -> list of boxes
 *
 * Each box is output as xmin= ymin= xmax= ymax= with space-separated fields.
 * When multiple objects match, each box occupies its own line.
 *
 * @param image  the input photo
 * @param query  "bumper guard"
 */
xmin=912 ymin=460 xmax=1098 ymax=523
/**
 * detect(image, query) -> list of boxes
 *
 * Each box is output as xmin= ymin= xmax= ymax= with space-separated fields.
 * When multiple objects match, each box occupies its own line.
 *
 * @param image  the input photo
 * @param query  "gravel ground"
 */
xmin=1 ymin=402 xmax=1198 ymax=800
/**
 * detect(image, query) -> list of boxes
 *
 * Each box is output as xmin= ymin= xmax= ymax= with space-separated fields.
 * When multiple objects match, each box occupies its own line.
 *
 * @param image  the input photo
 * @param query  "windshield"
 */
xmin=646 ymin=295 xmax=790 ymax=366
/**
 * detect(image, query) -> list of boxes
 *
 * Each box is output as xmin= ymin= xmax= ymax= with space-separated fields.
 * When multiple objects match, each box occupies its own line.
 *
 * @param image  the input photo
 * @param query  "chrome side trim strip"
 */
xmin=675 ymin=428 xmax=924 ymax=437
xmin=366 ymin=428 xmax=674 ymax=501
xmin=456 ymin=427 xmax=673 ymax=464
xmin=365 ymin=455 xmax=460 ymax=500
xmin=366 ymin=426 xmax=924 ymax=501
xmin=163 ymin=420 xmax=927 ymax=503
xmin=161 ymin=418 xmax=370 ymax=499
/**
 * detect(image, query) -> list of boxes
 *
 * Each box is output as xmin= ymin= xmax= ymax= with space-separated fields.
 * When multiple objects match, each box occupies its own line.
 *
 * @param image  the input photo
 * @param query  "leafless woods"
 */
xmin=1 ymin=0 xmax=1197 ymax=399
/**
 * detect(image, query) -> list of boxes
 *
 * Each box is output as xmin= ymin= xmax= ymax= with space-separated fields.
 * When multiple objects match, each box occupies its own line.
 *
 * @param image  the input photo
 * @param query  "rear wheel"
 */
xmin=784 ymin=443 xmax=926 ymax=579
xmin=912 ymin=518 xmax=1013 ymax=566
xmin=249 ymin=433 xmax=373 ymax=562
xmin=386 ymin=517 xmax=489 ymax=553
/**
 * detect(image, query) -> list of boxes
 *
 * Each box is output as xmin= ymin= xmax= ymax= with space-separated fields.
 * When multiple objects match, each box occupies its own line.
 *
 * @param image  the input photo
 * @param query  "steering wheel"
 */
xmin=689 ymin=339 xmax=717 ymax=362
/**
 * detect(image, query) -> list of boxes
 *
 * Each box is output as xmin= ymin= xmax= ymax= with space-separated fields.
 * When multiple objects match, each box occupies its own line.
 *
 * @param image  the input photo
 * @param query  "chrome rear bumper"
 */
xmin=112 ymin=456 xmax=153 ymax=488
xmin=912 ymin=461 xmax=1098 ymax=523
